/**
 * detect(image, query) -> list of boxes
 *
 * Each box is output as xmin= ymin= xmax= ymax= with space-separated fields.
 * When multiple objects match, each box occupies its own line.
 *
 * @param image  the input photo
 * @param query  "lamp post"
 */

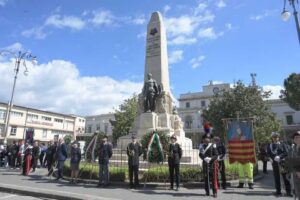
xmin=0 ymin=50 xmax=37 ymax=145
xmin=281 ymin=0 xmax=300 ymax=44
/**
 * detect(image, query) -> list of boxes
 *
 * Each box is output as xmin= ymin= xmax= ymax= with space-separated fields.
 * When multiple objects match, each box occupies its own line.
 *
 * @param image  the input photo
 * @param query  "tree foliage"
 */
xmin=202 ymin=81 xmax=281 ymax=143
xmin=111 ymin=94 xmax=138 ymax=143
xmin=280 ymin=73 xmax=300 ymax=111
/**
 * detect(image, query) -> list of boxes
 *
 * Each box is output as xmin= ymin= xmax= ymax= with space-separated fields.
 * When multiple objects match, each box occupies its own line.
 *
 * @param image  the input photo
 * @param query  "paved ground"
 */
xmin=0 ymin=163 xmax=294 ymax=200
xmin=0 ymin=192 xmax=55 ymax=200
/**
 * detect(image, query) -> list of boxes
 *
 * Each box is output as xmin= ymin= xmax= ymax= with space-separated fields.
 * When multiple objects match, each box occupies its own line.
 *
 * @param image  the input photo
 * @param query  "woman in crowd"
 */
xmin=70 ymin=142 xmax=81 ymax=184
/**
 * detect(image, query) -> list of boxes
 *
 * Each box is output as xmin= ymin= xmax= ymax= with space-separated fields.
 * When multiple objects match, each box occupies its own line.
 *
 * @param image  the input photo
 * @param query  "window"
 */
xmin=0 ymin=125 xmax=4 ymax=137
xmin=82 ymin=119 xmax=85 ymax=123
xmin=96 ymin=124 xmax=100 ymax=131
xmin=0 ymin=109 xmax=6 ymax=120
xmin=27 ymin=114 xmax=38 ymax=120
xmin=185 ymin=115 xmax=193 ymax=129
xmin=286 ymin=115 xmax=294 ymax=125
xmin=105 ymin=124 xmax=108 ymax=134
xmin=87 ymin=125 xmax=92 ymax=133
xmin=42 ymin=129 xmax=47 ymax=138
xmin=186 ymin=102 xmax=190 ymax=108
xmin=10 ymin=126 xmax=17 ymax=136
xmin=201 ymin=100 xmax=206 ymax=107
xmin=42 ymin=116 xmax=52 ymax=121
xmin=11 ymin=111 xmax=23 ymax=117
xmin=54 ymin=118 xmax=63 ymax=123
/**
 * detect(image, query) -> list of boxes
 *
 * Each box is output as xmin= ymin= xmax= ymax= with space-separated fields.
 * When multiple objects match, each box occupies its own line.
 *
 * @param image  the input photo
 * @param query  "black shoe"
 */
xmin=97 ymin=183 xmax=102 ymax=187
xmin=237 ymin=183 xmax=244 ymax=188
xmin=175 ymin=187 xmax=179 ymax=191
xmin=274 ymin=192 xmax=282 ymax=196
xmin=286 ymin=193 xmax=293 ymax=197
xmin=248 ymin=183 xmax=254 ymax=189
xmin=213 ymin=193 xmax=217 ymax=198
xmin=206 ymin=193 xmax=210 ymax=196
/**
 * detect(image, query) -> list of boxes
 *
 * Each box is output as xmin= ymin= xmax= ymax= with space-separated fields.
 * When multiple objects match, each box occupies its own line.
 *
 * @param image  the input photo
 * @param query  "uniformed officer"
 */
xmin=199 ymin=133 xmax=218 ymax=197
xmin=267 ymin=132 xmax=292 ymax=196
xmin=213 ymin=136 xmax=227 ymax=190
xmin=168 ymin=135 xmax=182 ymax=191
xmin=127 ymin=134 xmax=143 ymax=189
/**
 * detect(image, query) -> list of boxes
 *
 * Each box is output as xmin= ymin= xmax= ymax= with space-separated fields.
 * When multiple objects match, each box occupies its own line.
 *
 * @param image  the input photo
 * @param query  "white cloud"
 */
xmin=137 ymin=31 xmax=146 ymax=39
xmin=165 ymin=11 xmax=215 ymax=37
xmin=169 ymin=36 xmax=197 ymax=45
xmin=189 ymin=55 xmax=206 ymax=69
xmin=250 ymin=10 xmax=278 ymax=21
xmin=194 ymin=3 xmax=208 ymax=15
xmin=0 ymin=59 xmax=142 ymax=115
xmin=198 ymin=27 xmax=224 ymax=39
xmin=163 ymin=5 xmax=171 ymax=14
xmin=168 ymin=50 xmax=183 ymax=64
xmin=131 ymin=15 xmax=146 ymax=25
xmin=45 ymin=14 xmax=86 ymax=30
xmin=225 ymin=23 xmax=232 ymax=31
xmin=0 ymin=0 xmax=8 ymax=7
xmin=90 ymin=10 xmax=115 ymax=26
xmin=21 ymin=26 xmax=47 ymax=39
xmin=1 ymin=42 xmax=23 ymax=52
xmin=216 ymin=0 xmax=226 ymax=8
xmin=263 ymin=85 xmax=283 ymax=99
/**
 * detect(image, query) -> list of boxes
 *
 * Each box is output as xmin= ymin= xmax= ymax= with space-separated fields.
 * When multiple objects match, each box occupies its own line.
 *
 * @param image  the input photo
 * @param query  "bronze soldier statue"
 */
xmin=142 ymin=73 xmax=159 ymax=112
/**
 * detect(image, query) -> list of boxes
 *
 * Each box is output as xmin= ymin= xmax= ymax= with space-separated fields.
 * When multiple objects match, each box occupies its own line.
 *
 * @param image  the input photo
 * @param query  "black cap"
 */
xmin=202 ymin=133 xmax=212 ymax=140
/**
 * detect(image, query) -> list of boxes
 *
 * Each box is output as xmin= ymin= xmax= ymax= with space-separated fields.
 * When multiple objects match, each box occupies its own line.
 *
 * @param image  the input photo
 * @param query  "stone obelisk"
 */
xmin=117 ymin=12 xmax=192 ymax=153
xmin=144 ymin=12 xmax=170 ymax=94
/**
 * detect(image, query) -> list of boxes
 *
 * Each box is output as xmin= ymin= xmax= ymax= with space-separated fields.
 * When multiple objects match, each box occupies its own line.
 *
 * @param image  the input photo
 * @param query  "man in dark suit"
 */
xmin=98 ymin=135 xmax=112 ymax=187
xmin=31 ymin=141 xmax=40 ymax=172
xmin=168 ymin=135 xmax=182 ymax=191
xmin=127 ymin=134 xmax=143 ymax=189
xmin=56 ymin=138 xmax=68 ymax=180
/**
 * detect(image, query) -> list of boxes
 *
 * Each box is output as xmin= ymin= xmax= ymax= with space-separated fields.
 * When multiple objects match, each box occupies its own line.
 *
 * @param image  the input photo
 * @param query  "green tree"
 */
xmin=111 ymin=94 xmax=138 ymax=143
xmin=64 ymin=135 xmax=72 ymax=145
xmin=202 ymin=81 xmax=281 ymax=143
xmin=280 ymin=73 xmax=300 ymax=111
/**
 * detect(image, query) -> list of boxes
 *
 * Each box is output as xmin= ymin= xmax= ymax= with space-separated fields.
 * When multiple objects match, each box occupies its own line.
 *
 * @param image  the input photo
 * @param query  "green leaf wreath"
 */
xmin=141 ymin=131 xmax=170 ymax=163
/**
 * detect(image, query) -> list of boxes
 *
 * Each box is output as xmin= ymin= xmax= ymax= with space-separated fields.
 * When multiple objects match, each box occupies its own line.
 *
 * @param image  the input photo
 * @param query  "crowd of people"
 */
xmin=0 ymin=130 xmax=299 ymax=199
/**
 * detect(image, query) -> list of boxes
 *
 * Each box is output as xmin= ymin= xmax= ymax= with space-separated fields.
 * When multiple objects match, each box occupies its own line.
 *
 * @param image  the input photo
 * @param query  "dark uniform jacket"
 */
xmin=199 ymin=143 xmax=218 ymax=164
xmin=56 ymin=143 xmax=68 ymax=161
xmin=216 ymin=142 xmax=226 ymax=160
xmin=32 ymin=146 xmax=40 ymax=158
xmin=168 ymin=143 xmax=182 ymax=165
xmin=267 ymin=142 xmax=288 ymax=162
xmin=70 ymin=147 xmax=81 ymax=164
xmin=127 ymin=142 xmax=142 ymax=166
xmin=98 ymin=143 xmax=112 ymax=165
xmin=46 ymin=144 xmax=57 ymax=162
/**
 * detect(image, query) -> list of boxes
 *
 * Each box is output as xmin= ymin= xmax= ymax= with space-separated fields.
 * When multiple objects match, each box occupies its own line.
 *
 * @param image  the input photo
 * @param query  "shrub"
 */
xmin=64 ymin=162 xmax=126 ymax=182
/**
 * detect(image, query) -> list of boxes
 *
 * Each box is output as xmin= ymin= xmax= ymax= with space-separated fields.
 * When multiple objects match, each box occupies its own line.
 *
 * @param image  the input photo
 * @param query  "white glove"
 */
xmin=274 ymin=156 xmax=280 ymax=162
xmin=204 ymin=157 xmax=211 ymax=163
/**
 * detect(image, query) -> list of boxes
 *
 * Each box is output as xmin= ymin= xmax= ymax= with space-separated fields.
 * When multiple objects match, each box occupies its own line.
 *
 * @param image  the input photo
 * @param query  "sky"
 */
xmin=0 ymin=0 xmax=299 ymax=116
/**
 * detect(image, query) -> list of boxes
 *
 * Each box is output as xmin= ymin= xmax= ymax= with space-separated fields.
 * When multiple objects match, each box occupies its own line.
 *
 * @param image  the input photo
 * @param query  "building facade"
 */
xmin=85 ymin=113 xmax=115 ymax=139
xmin=0 ymin=102 xmax=85 ymax=144
xmin=178 ymin=82 xmax=231 ymax=146
xmin=267 ymin=99 xmax=300 ymax=137
xmin=178 ymin=82 xmax=300 ymax=145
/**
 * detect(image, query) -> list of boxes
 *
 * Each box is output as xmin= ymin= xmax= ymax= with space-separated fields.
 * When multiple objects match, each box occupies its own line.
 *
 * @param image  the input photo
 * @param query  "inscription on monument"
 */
xmin=146 ymin=34 xmax=160 ymax=58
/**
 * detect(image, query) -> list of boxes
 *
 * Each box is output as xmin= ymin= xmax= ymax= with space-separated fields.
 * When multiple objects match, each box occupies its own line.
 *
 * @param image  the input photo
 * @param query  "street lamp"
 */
xmin=281 ymin=0 xmax=300 ymax=44
xmin=0 ymin=50 xmax=37 ymax=145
